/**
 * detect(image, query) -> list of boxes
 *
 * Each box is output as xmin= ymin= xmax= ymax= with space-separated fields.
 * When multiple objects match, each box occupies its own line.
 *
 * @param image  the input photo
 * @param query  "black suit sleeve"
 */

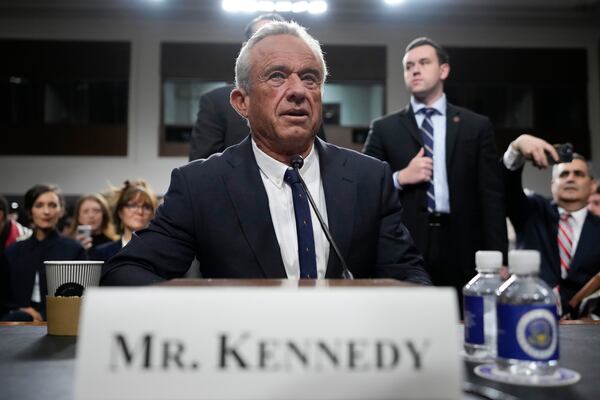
xmin=476 ymin=120 xmax=508 ymax=259
xmin=362 ymin=120 xmax=387 ymax=162
xmin=0 ymin=253 xmax=9 ymax=316
xmin=189 ymin=92 xmax=227 ymax=161
xmin=375 ymin=163 xmax=431 ymax=285
xmin=503 ymin=163 xmax=534 ymax=234
xmin=101 ymin=168 xmax=198 ymax=286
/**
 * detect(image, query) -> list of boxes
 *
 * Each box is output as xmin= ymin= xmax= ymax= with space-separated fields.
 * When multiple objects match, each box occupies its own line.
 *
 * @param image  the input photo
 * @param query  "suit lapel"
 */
xmin=316 ymin=139 xmax=357 ymax=278
xmin=398 ymin=105 xmax=423 ymax=147
xmin=568 ymin=213 xmax=596 ymax=276
xmin=222 ymin=138 xmax=287 ymax=278
xmin=445 ymin=103 xmax=460 ymax=170
xmin=547 ymin=204 xmax=562 ymax=280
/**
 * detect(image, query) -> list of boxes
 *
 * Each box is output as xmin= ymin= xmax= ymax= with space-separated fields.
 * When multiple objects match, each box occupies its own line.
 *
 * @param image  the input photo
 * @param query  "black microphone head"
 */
xmin=291 ymin=154 xmax=304 ymax=170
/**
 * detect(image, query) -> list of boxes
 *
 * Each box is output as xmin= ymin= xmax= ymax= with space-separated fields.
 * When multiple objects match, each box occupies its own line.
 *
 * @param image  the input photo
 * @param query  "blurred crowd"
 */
xmin=0 ymin=180 xmax=158 ymax=321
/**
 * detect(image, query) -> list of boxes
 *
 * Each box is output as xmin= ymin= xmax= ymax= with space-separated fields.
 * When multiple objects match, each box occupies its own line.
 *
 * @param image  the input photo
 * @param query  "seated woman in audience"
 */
xmin=66 ymin=193 xmax=118 ymax=251
xmin=92 ymin=180 xmax=157 ymax=262
xmin=0 ymin=184 xmax=86 ymax=321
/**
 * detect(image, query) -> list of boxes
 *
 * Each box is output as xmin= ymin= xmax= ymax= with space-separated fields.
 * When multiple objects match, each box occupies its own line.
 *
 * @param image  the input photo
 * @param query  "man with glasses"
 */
xmin=102 ymin=22 xmax=430 ymax=285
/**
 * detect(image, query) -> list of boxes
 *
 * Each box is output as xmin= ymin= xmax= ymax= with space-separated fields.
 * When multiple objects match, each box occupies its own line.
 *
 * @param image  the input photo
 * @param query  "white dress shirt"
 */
xmin=393 ymin=94 xmax=451 ymax=213
xmin=252 ymin=140 xmax=330 ymax=279
xmin=503 ymin=143 xmax=588 ymax=256
xmin=502 ymin=143 xmax=526 ymax=171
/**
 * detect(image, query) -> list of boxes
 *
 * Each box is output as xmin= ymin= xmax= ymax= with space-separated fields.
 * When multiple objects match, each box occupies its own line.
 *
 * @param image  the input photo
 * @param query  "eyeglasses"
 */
xmin=124 ymin=203 xmax=153 ymax=213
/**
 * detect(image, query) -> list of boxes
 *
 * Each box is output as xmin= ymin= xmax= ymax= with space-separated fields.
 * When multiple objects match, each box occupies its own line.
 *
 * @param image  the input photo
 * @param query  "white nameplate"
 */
xmin=75 ymin=286 xmax=461 ymax=400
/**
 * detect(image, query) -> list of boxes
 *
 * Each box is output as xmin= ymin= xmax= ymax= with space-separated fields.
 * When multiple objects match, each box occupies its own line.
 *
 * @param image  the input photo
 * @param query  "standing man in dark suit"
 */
xmin=502 ymin=133 xmax=600 ymax=314
xmin=102 ymin=22 xmax=430 ymax=286
xmin=188 ymin=13 xmax=325 ymax=161
xmin=363 ymin=37 xmax=506 ymax=302
xmin=188 ymin=13 xmax=285 ymax=161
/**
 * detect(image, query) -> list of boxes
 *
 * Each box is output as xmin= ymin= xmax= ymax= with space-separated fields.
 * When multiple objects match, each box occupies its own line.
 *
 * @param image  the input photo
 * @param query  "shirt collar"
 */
xmin=411 ymin=93 xmax=447 ymax=117
xmin=251 ymin=139 xmax=317 ymax=188
xmin=558 ymin=205 xmax=588 ymax=226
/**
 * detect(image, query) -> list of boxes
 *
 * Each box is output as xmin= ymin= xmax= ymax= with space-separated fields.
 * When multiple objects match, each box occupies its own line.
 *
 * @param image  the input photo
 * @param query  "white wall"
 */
xmin=1 ymin=15 xmax=599 ymax=197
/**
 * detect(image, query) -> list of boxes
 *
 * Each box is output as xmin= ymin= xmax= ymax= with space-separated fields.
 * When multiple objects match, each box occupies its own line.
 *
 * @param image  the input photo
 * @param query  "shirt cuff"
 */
xmin=503 ymin=143 xmax=525 ymax=171
xmin=392 ymin=171 xmax=403 ymax=190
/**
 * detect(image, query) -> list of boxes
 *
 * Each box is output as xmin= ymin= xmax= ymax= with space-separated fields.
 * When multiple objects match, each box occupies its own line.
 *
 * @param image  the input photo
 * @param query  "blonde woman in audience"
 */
xmin=67 ymin=193 xmax=118 ymax=250
xmin=0 ymin=184 xmax=86 ymax=321
xmin=91 ymin=180 xmax=157 ymax=262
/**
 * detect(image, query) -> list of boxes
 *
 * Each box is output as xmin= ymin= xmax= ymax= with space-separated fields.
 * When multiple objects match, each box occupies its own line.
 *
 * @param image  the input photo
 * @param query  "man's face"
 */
xmin=231 ymin=34 xmax=323 ymax=161
xmin=403 ymin=44 xmax=449 ymax=103
xmin=551 ymin=159 xmax=593 ymax=207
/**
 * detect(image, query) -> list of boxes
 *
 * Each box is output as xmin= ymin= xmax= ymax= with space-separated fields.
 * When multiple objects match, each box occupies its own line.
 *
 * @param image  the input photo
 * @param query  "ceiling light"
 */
xmin=292 ymin=1 xmax=308 ymax=13
xmin=274 ymin=1 xmax=293 ymax=12
xmin=257 ymin=1 xmax=276 ymax=12
xmin=307 ymin=1 xmax=327 ymax=14
xmin=222 ymin=0 xmax=327 ymax=14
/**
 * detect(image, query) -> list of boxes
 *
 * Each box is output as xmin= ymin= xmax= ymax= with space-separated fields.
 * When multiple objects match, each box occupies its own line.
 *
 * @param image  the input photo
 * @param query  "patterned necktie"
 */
xmin=557 ymin=212 xmax=573 ymax=279
xmin=419 ymin=107 xmax=436 ymax=212
xmin=284 ymin=168 xmax=317 ymax=279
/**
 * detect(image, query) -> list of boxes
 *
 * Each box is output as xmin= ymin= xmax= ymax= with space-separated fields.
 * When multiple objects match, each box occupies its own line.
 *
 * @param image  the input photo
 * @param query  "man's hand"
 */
xmin=398 ymin=148 xmax=433 ymax=186
xmin=75 ymin=234 xmax=93 ymax=250
xmin=19 ymin=307 xmax=43 ymax=322
xmin=511 ymin=134 xmax=559 ymax=169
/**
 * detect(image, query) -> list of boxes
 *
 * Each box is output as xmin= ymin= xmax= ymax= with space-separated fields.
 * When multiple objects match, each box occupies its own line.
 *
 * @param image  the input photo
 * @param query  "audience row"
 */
xmin=0 ymin=180 xmax=157 ymax=321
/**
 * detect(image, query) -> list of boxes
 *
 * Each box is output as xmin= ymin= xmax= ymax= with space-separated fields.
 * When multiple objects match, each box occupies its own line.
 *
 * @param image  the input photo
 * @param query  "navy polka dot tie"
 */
xmin=284 ymin=168 xmax=317 ymax=279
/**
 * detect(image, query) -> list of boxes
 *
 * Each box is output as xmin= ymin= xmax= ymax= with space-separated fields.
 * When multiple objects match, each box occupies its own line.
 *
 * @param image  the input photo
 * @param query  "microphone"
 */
xmin=290 ymin=154 xmax=354 ymax=280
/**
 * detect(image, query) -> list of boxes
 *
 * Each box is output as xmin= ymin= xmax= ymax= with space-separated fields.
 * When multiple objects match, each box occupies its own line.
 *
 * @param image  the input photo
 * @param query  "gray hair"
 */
xmin=551 ymin=153 xmax=595 ymax=181
xmin=235 ymin=21 xmax=328 ymax=93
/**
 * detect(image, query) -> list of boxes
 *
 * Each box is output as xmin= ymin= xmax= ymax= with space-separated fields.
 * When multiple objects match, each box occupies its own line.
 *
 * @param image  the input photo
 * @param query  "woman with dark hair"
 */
xmin=66 ymin=193 xmax=118 ymax=250
xmin=92 ymin=180 xmax=157 ymax=262
xmin=0 ymin=184 xmax=87 ymax=321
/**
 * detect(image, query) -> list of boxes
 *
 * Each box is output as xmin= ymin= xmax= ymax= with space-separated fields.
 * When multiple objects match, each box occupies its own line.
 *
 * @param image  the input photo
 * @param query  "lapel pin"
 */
xmin=453 ymin=116 xmax=460 ymax=123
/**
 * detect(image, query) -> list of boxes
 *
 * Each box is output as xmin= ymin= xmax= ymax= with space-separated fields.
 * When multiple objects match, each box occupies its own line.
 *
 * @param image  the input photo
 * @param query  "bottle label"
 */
xmin=464 ymin=295 xmax=484 ymax=345
xmin=497 ymin=303 xmax=559 ymax=361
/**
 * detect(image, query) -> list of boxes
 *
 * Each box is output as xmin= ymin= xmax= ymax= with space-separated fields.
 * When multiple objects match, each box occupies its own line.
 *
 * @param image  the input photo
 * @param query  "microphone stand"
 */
xmin=291 ymin=155 xmax=354 ymax=280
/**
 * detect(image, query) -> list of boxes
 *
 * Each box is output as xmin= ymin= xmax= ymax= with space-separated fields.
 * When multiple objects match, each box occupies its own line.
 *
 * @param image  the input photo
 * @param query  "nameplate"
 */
xmin=75 ymin=285 xmax=460 ymax=399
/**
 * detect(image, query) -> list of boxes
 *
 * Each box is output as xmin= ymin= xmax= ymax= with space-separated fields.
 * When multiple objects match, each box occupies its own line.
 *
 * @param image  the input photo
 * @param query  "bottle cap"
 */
xmin=508 ymin=250 xmax=540 ymax=274
xmin=475 ymin=250 xmax=502 ymax=271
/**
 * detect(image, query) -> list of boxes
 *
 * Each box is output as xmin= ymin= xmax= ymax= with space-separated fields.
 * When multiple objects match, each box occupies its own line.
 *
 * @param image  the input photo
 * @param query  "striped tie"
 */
xmin=557 ymin=212 xmax=573 ymax=279
xmin=419 ymin=108 xmax=436 ymax=212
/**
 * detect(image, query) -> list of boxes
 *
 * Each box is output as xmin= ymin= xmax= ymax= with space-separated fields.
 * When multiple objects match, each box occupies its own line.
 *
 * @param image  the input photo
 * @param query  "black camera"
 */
xmin=546 ymin=143 xmax=573 ymax=165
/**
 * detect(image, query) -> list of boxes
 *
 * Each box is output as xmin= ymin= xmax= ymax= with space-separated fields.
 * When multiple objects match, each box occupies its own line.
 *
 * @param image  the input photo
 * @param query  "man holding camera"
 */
xmin=503 ymin=133 xmax=600 ymax=315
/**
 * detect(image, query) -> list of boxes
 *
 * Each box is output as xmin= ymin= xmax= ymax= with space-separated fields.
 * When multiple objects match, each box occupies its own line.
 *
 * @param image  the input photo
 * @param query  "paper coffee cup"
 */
xmin=45 ymin=261 xmax=103 ymax=297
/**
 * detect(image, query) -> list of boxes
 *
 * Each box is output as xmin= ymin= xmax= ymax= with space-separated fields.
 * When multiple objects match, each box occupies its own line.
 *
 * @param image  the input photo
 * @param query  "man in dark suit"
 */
xmin=102 ymin=22 xmax=430 ymax=286
xmin=502 ymin=133 xmax=600 ymax=314
xmin=188 ymin=13 xmax=325 ymax=161
xmin=363 ymin=37 xmax=507 ymax=301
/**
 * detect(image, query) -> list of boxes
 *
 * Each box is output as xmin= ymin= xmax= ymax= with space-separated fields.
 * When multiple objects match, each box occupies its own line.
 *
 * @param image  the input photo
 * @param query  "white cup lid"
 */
xmin=508 ymin=250 xmax=540 ymax=274
xmin=475 ymin=250 xmax=502 ymax=271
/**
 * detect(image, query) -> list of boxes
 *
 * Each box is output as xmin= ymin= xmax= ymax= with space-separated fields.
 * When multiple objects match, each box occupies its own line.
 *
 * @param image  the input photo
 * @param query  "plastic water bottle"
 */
xmin=463 ymin=251 xmax=502 ymax=359
xmin=496 ymin=250 xmax=559 ymax=375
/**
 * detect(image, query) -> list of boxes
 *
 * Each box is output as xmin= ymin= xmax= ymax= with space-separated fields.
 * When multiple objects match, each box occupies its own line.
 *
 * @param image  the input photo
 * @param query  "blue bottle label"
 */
xmin=464 ymin=295 xmax=485 ymax=345
xmin=497 ymin=303 xmax=559 ymax=361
